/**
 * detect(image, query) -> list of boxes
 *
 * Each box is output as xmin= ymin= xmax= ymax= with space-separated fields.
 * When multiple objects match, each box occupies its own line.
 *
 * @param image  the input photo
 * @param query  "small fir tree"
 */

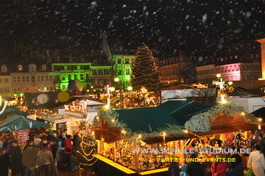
xmin=132 ymin=43 xmax=159 ymax=91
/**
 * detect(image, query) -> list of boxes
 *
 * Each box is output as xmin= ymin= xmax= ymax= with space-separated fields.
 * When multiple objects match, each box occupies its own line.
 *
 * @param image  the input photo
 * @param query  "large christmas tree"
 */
xmin=132 ymin=43 xmax=159 ymax=91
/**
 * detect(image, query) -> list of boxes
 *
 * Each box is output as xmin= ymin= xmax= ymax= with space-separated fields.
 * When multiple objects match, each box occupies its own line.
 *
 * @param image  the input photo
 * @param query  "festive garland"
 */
xmin=139 ymin=124 xmax=189 ymax=140
xmin=92 ymin=107 xmax=133 ymax=137
xmin=185 ymin=102 xmax=257 ymax=132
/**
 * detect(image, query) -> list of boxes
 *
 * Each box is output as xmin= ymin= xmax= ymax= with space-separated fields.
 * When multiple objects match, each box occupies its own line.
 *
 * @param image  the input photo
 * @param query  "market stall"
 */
xmin=91 ymin=101 xmax=265 ymax=175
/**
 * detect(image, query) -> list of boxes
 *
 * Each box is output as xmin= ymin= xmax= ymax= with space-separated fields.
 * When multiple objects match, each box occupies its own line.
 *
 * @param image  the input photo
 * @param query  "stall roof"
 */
xmin=170 ymin=103 xmax=213 ymax=125
xmin=115 ymin=100 xmax=192 ymax=133
xmin=251 ymin=107 xmax=265 ymax=119
xmin=0 ymin=115 xmax=50 ymax=132
xmin=0 ymin=106 xmax=28 ymax=119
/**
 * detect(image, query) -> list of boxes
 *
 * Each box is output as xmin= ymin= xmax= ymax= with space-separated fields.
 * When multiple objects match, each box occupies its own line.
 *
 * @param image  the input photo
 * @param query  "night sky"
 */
xmin=0 ymin=0 xmax=265 ymax=62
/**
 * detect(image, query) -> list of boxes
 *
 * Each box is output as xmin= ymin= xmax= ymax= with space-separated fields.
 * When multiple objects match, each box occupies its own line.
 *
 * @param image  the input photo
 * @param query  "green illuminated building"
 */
xmin=52 ymin=63 xmax=112 ymax=92
xmin=112 ymin=55 xmax=134 ymax=90
xmin=51 ymin=54 xmax=135 ymax=92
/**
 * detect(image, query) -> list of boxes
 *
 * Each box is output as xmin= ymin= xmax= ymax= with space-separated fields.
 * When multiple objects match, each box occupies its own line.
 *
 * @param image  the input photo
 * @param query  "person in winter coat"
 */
xmin=179 ymin=164 xmax=189 ymax=176
xmin=22 ymin=140 xmax=39 ymax=176
xmin=64 ymin=135 xmax=73 ymax=169
xmin=168 ymin=161 xmax=180 ymax=176
xmin=226 ymin=146 xmax=244 ymax=176
xmin=210 ymin=154 xmax=227 ymax=176
xmin=247 ymin=144 xmax=265 ymax=176
xmin=186 ymin=154 xmax=204 ymax=176
xmin=38 ymin=144 xmax=53 ymax=176
xmin=0 ymin=148 xmax=10 ymax=176
xmin=49 ymin=139 xmax=60 ymax=176
xmin=9 ymin=140 xmax=23 ymax=176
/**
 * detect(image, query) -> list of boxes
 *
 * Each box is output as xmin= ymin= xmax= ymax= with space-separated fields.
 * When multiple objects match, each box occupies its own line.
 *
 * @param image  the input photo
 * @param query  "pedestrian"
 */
xmin=247 ymin=144 xmax=265 ymax=176
xmin=38 ymin=143 xmax=53 ymax=176
xmin=49 ymin=139 xmax=60 ymax=176
xmin=226 ymin=146 xmax=244 ymax=176
xmin=73 ymin=131 xmax=82 ymax=151
xmin=210 ymin=153 xmax=227 ymax=176
xmin=9 ymin=140 xmax=23 ymax=176
xmin=64 ymin=135 xmax=73 ymax=170
xmin=0 ymin=148 xmax=10 ymax=176
xmin=168 ymin=161 xmax=180 ymax=176
xmin=58 ymin=132 xmax=66 ymax=164
xmin=179 ymin=164 xmax=189 ymax=176
xmin=22 ymin=140 xmax=39 ymax=176
xmin=186 ymin=154 xmax=204 ymax=176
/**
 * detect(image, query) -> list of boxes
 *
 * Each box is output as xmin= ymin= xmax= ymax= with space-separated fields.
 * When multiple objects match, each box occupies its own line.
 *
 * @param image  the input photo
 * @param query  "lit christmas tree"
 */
xmin=132 ymin=43 xmax=159 ymax=91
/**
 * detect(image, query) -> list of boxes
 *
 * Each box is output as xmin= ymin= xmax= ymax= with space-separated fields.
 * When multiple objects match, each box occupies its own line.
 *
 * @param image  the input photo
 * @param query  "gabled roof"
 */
xmin=0 ymin=115 xmax=50 ymax=132
xmin=251 ymin=107 xmax=265 ymax=119
xmin=115 ymin=100 xmax=192 ymax=133
xmin=170 ymin=103 xmax=213 ymax=125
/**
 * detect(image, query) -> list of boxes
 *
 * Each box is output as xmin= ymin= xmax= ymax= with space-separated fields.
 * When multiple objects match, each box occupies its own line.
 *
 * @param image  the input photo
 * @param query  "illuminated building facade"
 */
xmin=0 ymin=63 xmax=54 ymax=98
xmin=196 ymin=62 xmax=261 ymax=84
xmin=0 ymin=65 xmax=11 ymax=98
xmin=158 ymin=56 xmax=195 ymax=86
xmin=52 ymin=63 xmax=113 ymax=92
xmin=111 ymin=55 xmax=134 ymax=89
xmin=257 ymin=38 xmax=265 ymax=80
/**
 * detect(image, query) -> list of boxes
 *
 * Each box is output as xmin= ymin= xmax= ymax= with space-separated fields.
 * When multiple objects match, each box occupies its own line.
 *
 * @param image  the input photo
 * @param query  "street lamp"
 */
xmin=127 ymin=86 xmax=133 ymax=91
xmin=114 ymin=77 xmax=120 ymax=83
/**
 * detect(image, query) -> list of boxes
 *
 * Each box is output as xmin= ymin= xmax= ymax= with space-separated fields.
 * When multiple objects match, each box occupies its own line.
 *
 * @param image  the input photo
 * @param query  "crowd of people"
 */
xmin=0 ymin=128 xmax=80 ymax=176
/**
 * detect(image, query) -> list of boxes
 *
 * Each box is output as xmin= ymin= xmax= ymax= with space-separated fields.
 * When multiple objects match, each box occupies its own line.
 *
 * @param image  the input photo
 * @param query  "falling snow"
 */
xmin=0 ymin=0 xmax=264 ymax=61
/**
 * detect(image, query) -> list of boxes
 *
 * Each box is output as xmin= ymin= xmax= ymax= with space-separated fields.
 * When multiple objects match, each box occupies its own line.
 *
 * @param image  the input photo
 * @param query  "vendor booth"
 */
xmin=91 ymin=100 xmax=265 ymax=176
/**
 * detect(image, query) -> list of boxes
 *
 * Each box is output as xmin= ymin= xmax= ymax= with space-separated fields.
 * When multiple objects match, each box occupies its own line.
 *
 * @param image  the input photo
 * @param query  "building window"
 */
xmin=41 ymin=64 xmax=47 ymax=71
xmin=18 ymin=64 xmax=23 ymax=71
xmin=1 ymin=65 xmax=7 ymax=73
xmin=29 ymin=64 xmax=37 ymax=72
xmin=80 ymin=74 xmax=84 ymax=80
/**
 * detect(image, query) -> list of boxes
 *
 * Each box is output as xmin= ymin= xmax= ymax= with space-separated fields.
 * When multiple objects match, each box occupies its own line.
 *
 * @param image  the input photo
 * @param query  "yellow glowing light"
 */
xmin=111 ymin=119 xmax=115 ymax=123
xmin=258 ymin=125 xmax=261 ymax=130
xmin=227 ymin=81 xmax=233 ymax=85
xmin=162 ymin=132 xmax=166 ymax=137
xmin=183 ymin=129 xmax=189 ymax=133
xmin=110 ymin=87 xmax=115 ymax=92
xmin=103 ymin=104 xmax=110 ymax=109
xmin=127 ymin=86 xmax=133 ymax=91
xmin=258 ymin=118 xmax=263 ymax=122
xmin=114 ymin=77 xmax=120 ymax=82
xmin=216 ymin=73 xmax=221 ymax=78
xmin=220 ymin=98 xmax=227 ymax=104
xmin=138 ymin=134 xmax=142 ymax=139
xmin=241 ymin=112 xmax=246 ymax=116
xmin=121 ymin=129 xmax=126 ymax=135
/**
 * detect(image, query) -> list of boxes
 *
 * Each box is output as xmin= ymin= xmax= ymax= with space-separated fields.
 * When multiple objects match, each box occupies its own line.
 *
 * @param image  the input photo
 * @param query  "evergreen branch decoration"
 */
xmin=92 ymin=107 xmax=132 ymax=137
xmin=184 ymin=102 xmax=253 ymax=132
xmin=141 ymin=124 xmax=189 ymax=139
